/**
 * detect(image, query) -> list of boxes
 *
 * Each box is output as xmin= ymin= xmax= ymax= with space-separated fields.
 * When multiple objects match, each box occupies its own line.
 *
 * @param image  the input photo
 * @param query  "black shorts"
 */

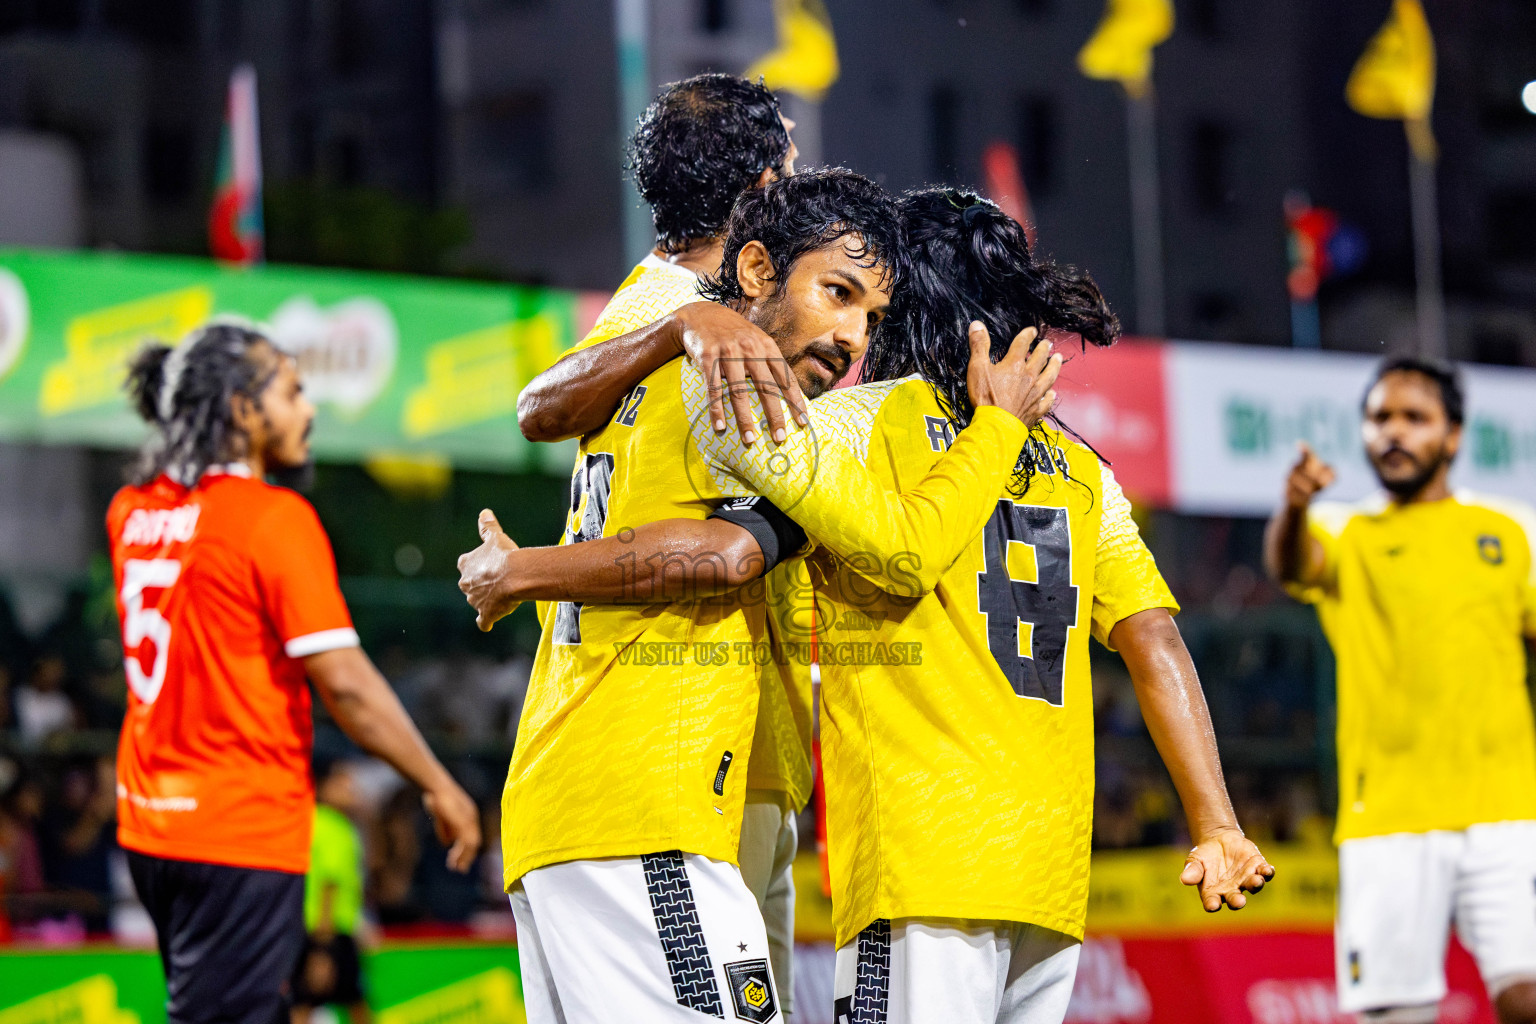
xmin=292 ymin=932 xmax=366 ymax=1007
xmin=127 ymin=850 xmax=305 ymax=1024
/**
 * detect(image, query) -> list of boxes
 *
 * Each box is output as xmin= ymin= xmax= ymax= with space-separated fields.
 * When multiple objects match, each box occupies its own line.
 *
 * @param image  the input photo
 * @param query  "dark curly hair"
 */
xmin=628 ymin=74 xmax=791 ymax=253
xmin=1367 ymin=356 xmax=1464 ymax=425
xmin=124 ymin=320 xmax=284 ymax=486
xmin=699 ymin=167 xmax=903 ymax=311
xmin=863 ymin=187 xmax=1119 ymax=496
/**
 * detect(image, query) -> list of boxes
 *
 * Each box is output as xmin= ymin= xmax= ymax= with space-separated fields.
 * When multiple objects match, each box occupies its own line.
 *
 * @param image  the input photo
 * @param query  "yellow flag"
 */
xmin=1346 ymin=0 xmax=1436 ymax=159
xmin=746 ymin=0 xmax=839 ymax=102
xmin=1077 ymin=0 xmax=1174 ymax=95
xmin=1347 ymin=0 xmax=1435 ymax=121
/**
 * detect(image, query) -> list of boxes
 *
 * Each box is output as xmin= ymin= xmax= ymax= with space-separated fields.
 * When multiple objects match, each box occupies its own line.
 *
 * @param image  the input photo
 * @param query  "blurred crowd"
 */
xmin=0 ymin=513 xmax=1342 ymax=940
xmin=0 ymin=578 xmax=533 ymax=943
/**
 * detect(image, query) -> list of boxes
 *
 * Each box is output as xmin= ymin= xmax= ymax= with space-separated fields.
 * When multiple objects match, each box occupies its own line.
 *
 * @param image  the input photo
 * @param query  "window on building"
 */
xmin=700 ymin=0 xmax=729 ymax=33
xmin=1189 ymin=119 xmax=1235 ymax=215
xmin=1191 ymin=290 xmax=1240 ymax=336
xmin=1187 ymin=0 xmax=1220 ymax=39
xmin=1014 ymin=95 xmax=1058 ymax=199
xmin=337 ymin=137 xmax=365 ymax=185
xmin=1472 ymin=326 xmax=1524 ymax=366
xmin=144 ymin=126 xmax=195 ymax=203
xmin=1488 ymin=190 xmax=1536 ymax=263
xmin=474 ymin=90 xmax=555 ymax=191
xmin=332 ymin=0 xmax=373 ymax=75
xmin=104 ymin=0 xmax=196 ymax=46
xmin=929 ymin=85 xmax=960 ymax=183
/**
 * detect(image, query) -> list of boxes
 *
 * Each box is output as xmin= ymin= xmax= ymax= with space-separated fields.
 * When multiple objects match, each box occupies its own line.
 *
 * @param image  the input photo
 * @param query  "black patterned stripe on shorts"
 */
xmin=641 ymin=851 xmax=725 ymax=1018
xmin=852 ymin=918 xmax=892 ymax=1024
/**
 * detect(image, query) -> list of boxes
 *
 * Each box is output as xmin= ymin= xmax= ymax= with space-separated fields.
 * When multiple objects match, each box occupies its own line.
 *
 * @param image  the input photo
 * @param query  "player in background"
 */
xmin=520 ymin=72 xmax=809 ymax=450
xmin=291 ymin=760 xmax=372 ymax=1024
xmin=1265 ymin=359 xmax=1536 ymax=1024
xmin=111 ymin=322 xmax=480 ymax=1024
xmin=471 ymin=170 xmax=1060 ymax=1024
xmin=514 ymin=72 xmax=813 ymax=1014
xmin=466 ymin=189 xmax=1273 ymax=1023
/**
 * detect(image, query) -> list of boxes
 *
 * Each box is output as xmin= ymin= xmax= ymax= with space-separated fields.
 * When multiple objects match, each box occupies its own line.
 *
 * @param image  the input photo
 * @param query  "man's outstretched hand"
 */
xmin=457 ymin=509 xmax=521 ymax=631
xmin=1181 ymin=826 xmax=1276 ymax=912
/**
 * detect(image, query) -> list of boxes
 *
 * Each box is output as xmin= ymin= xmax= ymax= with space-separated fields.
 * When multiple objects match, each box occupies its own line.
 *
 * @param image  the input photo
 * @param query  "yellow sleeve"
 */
xmin=567 ymin=263 xmax=701 ymax=355
xmin=1284 ymin=501 xmax=1353 ymax=604
xmin=1091 ymin=466 xmax=1180 ymax=648
xmin=684 ymin=364 xmax=1027 ymax=596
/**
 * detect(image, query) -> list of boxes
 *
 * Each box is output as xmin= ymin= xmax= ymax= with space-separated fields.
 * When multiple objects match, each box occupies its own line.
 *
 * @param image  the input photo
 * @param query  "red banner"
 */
xmin=1053 ymin=337 xmax=1171 ymax=506
xmin=1067 ymin=932 xmax=1495 ymax=1024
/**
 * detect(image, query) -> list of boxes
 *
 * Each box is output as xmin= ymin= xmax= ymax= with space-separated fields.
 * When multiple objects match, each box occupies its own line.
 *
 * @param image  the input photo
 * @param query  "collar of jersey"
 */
xmin=202 ymin=463 xmax=253 ymax=479
xmin=640 ymin=252 xmax=701 ymax=281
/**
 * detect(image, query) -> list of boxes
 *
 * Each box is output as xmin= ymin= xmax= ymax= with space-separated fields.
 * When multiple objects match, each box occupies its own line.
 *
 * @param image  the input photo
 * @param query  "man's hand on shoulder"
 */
xmin=457 ymin=509 xmax=521 ymax=631
xmin=1181 ymin=826 xmax=1276 ymax=912
xmin=673 ymin=301 xmax=809 ymax=445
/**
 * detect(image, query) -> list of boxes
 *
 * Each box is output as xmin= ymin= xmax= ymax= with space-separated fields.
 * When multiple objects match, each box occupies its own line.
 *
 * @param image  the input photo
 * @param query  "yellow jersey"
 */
xmin=1293 ymin=493 xmax=1536 ymax=842
xmin=573 ymin=255 xmax=702 ymax=353
xmin=501 ymin=275 xmax=1032 ymax=886
xmin=775 ymin=377 xmax=1178 ymax=946
xmin=567 ymin=256 xmax=813 ymax=808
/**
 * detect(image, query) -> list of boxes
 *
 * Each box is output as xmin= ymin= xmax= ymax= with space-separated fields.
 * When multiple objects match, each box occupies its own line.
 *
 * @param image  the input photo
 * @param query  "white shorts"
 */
xmin=740 ymin=790 xmax=798 ymax=1021
xmin=832 ymin=918 xmax=1081 ymax=1024
xmin=511 ymin=852 xmax=782 ymax=1023
xmin=1337 ymin=821 xmax=1536 ymax=1013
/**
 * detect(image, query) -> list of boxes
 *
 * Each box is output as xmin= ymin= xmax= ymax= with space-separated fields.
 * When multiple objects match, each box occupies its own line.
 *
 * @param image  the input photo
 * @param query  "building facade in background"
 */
xmin=0 ymin=0 xmax=1532 ymax=351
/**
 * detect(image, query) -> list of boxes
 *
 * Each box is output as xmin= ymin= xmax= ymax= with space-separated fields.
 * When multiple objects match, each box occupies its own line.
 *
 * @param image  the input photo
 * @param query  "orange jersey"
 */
xmin=107 ymin=467 xmax=358 ymax=874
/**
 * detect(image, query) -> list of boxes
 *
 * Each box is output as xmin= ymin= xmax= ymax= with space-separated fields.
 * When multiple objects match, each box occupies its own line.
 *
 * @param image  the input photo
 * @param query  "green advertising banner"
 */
xmin=0 ymin=941 xmax=527 ymax=1024
xmin=0 ymin=249 xmax=596 ymax=473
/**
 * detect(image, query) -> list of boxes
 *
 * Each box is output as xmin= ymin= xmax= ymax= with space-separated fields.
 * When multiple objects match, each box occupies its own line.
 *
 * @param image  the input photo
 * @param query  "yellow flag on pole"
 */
xmin=746 ymin=0 xmax=839 ymax=102
xmin=1346 ymin=0 xmax=1436 ymax=157
xmin=1076 ymin=0 xmax=1174 ymax=96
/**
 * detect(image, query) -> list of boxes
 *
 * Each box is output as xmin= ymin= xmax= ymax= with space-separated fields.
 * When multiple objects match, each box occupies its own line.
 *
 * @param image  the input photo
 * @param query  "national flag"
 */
xmin=1077 ymin=0 xmax=1174 ymax=96
xmin=746 ymin=0 xmax=839 ymax=102
xmin=1284 ymin=193 xmax=1367 ymax=303
xmin=209 ymin=64 xmax=264 ymax=265
xmin=1346 ymin=0 xmax=1436 ymax=158
xmin=981 ymin=141 xmax=1037 ymax=250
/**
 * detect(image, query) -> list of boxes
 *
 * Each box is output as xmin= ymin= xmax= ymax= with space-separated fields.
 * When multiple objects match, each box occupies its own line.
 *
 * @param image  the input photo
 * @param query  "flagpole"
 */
xmin=1405 ymin=118 xmax=1445 ymax=358
xmin=1125 ymin=82 xmax=1165 ymax=338
xmin=615 ymin=0 xmax=652 ymax=267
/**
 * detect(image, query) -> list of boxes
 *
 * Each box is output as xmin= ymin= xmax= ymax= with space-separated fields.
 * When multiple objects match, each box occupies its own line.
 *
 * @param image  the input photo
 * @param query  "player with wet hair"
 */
xmin=112 ymin=321 xmax=480 ymax=1024
xmin=467 ymin=168 xmax=1060 ymax=1024
xmin=469 ymin=188 xmax=1272 ymax=1022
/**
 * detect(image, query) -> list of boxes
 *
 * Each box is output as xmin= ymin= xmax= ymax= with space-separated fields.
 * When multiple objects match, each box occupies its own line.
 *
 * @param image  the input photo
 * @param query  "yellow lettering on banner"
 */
xmin=40 ymin=287 xmax=213 ymax=416
xmin=0 ymin=974 xmax=141 ymax=1024
xmin=1084 ymin=843 xmax=1337 ymax=935
xmin=376 ymin=967 xmax=524 ymax=1024
xmin=402 ymin=315 xmax=558 ymax=437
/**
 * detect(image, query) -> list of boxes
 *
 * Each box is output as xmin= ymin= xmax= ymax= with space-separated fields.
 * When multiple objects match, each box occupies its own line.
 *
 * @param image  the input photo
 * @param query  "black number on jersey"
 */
xmin=616 ymin=384 xmax=647 ymax=427
xmin=552 ymin=452 xmax=616 ymax=645
xmin=976 ymin=501 xmax=1078 ymax=705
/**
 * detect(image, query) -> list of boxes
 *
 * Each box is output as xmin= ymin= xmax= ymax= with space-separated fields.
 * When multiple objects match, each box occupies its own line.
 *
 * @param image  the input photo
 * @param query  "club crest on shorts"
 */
xmin=1479 ymin=534 xmax=1504 ymax=565
xmin=725 ymin=959 xmax=777 ymax=1022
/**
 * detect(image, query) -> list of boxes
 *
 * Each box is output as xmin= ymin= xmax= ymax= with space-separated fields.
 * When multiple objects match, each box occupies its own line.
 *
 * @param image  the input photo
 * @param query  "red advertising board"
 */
xmin=1067 ymin=932 xmax=1495 ymax=1024
xmin=1052 ymin=338 xmax=1171 ymax=507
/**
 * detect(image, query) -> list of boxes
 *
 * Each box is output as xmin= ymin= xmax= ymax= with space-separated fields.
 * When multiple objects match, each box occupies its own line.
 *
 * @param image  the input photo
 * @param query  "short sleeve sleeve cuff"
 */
xmin=285 ymin=627 xmax=361 ymax=658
